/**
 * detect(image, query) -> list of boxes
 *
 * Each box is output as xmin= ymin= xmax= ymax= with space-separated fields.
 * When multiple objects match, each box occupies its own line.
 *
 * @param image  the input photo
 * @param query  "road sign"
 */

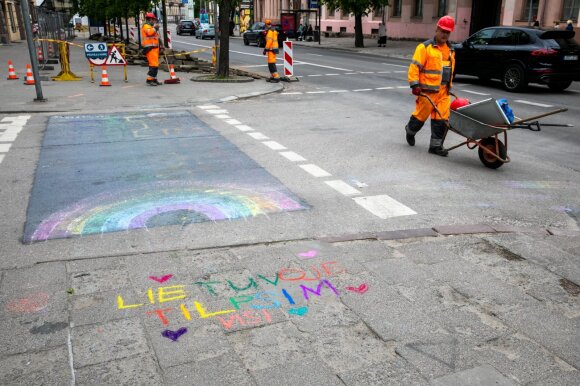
xmin=105 ymin=45 xmax=127 ymax=66
xmin=84 ymin=43 xmax=108 ymax=60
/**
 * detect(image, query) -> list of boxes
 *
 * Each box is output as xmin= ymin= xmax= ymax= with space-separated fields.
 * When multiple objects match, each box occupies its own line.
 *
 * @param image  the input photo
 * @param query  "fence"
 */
xmin=35 ymin=7 xmax=75 ymax=60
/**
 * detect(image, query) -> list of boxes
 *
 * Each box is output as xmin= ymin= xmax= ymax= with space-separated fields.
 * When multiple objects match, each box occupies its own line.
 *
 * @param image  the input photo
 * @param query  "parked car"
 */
xmin=195 ymin=24 xmax=215 ymax=39
xmin=243 ymin=22 xmax=288 ymax=47
xmin=453 ymin=27 xmax=580 ymax=92
xmin=176 ymin=20 xmax=195 ymax=36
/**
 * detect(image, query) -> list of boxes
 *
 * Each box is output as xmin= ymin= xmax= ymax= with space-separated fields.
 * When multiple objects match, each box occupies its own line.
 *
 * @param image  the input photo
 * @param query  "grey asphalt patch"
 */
xmin=0 ymin=346 xmax=72 ymax=385
xmin=23 ymin=111 xmax=308 ymax=242
xmin=431 ymin=364 xmax=517 ymax=386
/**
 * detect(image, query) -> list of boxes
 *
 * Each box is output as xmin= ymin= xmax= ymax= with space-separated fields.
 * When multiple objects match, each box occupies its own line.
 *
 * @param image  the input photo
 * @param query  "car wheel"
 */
xmin=502 ymin=64 xmax=527 ymax=92
xmin=547 ymin=80 xmax=572 ymax=91
xmin=257 ymin=37 xmax=265 ymax=47
xmin=243 ymin=38 xmax=249 ymax=46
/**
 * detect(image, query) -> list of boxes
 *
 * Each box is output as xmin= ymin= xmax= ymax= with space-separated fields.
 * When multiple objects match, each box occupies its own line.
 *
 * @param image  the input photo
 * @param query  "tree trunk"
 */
xmin=354 ymin=13 xmax=363 ymax=48
xmin=217 ymin=0 xmax=231 ymax=78
xmin=161 ymin=0 xmax=168 ymax=47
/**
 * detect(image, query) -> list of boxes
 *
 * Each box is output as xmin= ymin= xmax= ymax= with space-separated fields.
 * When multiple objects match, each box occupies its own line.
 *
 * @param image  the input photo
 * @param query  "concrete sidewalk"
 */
xmin=1 ymin=36 xmax=580 ymax=385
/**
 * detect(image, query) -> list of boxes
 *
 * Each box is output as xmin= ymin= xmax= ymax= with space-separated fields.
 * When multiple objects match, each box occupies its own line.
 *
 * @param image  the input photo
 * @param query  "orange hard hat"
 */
xmin=437 ymin=15 xmax=455 ymax=32
xmin=451 ymin=98 xmax=470 ymax=111
xmin=145 ymin=12 xmax=157 ymax=20
xmin=265 ymin=19 xmax=272 ymax=25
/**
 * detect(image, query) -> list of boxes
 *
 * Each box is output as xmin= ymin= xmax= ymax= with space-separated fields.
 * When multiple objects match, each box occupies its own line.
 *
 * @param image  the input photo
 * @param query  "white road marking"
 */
xmin=329 ymin=90 xmax=348 ymax=93
xmin=514 ymin=100 xmax=554 ymax=108
xmin=225 ymin=119 xmax=242 ymax=125
xmin=197 ymin=105 xmax=220 ymax=110
xmin=299 ymin=164 xmax=332 ymax=177
xmin=0 ymin=154 xmax=4 ymax=164
xmin=1 ymin=116 xmax=30 ymax=123
xmin=377 ymin=71 xmax=391 ymax=74
xmin=306 ymin=54 xmax=323 ymax=56
xmin=376 ymin=86 xmax=394 ymax=90
xmin=325 ymin=73 xmax=340 ymax=76
xmin=262 ymin=141 xmax=287 ymax=150
xmin=279 ymin=151 xmax=306 ymax=162
xmin=353 ymin=89 xmax=372 ymax=92
xmin=307 ymin=91 xmax=326 ymax=94
xmin=0 ymin=133 xmax=18 ymax=141
xmin=461 ymin=89 xmax=490 ymax=96
xmin=382 ymin=63 xmax=408 ymax=68
xmin=207 ymin=109 xmax=229 ymax=114
xmin=397 ymin=86 xmax=409 ymax=89
xmin=393 ymin=70 xmax=407 ymax=73
xmin=308 ymin=74 xmax=323 ymax=77
xmin=325 ymin=180 xmax=361 ymax=196
xmin=247 ymin=132 xmax=269 ymax=140
xmin=235 ymin=125 xmax=254 ymax=131
xmin=281 ymin=92 xmax=303 ymax=95
xmin=353 ymin=195 xmax=417 ymax=219
xmin=359 ymin=71 xmax=374 ymax=74
xmin=215 ymin=114 xmax=231 ymax=119
xmin=345 ymin=72 xmax=358 ymax=75
xmin=0 ymin=144 xmax=13 ymax=152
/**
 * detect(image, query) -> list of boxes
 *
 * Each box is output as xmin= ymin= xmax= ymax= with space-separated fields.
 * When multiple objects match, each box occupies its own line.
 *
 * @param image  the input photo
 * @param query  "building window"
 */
xmin=437 ymin=0 xmax=447 ymax=17
xmin=414 ymin=0 xmax=423 ymax=17
xmin=328 ymin=8 xmax=335 ymax=17
xmin=373 ymin=6 xmax=384 ymax=19
xmin=563 ymin=0 xmax=580 ymax=20
xmin=522 ymin=0 xmax=539 ymax=20
xmin=7 ymin=3 xmax=18 ymax=33
xmin=392 ymin=0 xmax=402 ymax=17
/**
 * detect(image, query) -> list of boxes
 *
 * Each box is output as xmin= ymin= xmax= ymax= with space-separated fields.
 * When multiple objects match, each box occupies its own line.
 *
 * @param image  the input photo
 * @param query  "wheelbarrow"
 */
xmin=421 ymin=93 xmax=572 ymax=169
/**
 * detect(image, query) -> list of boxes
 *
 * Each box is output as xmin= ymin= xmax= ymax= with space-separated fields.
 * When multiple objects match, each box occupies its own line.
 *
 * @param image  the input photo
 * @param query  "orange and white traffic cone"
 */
xmin=23 ymin=64 xmax=35 ymax=85
xmin=164 ymin=64 xmax=180 ymax=84
xmin=7 ymin=60 xmax=19 ymax=80
xmin=99 ymin=66 xmax=111 ymax=87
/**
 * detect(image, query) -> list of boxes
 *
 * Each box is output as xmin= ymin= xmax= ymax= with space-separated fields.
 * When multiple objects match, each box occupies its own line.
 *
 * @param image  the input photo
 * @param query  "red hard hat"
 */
xmin=145 ymin=12 xmax=157 ymax=20
xmin=451 ymin=98 xmax=470 ymax=111
xmin=437 ymin=16 xmax=455 ymax=32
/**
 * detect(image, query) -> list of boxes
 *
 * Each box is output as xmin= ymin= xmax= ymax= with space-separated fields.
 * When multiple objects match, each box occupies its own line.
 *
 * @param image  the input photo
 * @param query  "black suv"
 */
xmin=454 ymin=27 xmax=580 ymax=91
xmin=243 ymin=22 xmax=288 ymax=47
xmin=176 ymin=20 xmax=195 ymax=36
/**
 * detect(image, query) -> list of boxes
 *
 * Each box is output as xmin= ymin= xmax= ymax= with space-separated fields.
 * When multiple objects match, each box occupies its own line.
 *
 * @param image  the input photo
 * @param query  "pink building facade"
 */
xmin=256 ymin=0 xmax=579 ymax=41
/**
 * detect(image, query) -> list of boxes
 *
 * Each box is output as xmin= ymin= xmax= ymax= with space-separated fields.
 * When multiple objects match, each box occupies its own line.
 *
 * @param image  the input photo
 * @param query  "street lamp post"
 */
xmin=20 ymin=0 xmax=45 ymax=101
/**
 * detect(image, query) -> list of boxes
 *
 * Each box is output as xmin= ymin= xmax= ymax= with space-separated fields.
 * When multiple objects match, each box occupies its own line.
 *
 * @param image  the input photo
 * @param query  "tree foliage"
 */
xmin=72 ymin=0 xmax=155 ymax=21
xmin=320 ymin=0 xmax=389 ymax=47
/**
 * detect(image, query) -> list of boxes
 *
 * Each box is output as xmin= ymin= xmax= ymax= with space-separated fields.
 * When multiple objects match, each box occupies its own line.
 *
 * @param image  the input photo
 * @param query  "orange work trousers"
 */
xmin=412 ymin=87 xmax=450 ymax=122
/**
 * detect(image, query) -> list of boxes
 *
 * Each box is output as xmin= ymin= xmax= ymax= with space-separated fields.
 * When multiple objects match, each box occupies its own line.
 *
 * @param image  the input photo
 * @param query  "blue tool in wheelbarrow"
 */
xmin=420 ymin=93 xmax=572 ymax=169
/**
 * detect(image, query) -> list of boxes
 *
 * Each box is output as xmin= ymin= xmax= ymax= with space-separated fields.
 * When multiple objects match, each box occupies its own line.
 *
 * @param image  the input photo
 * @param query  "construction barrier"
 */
xmin=37 ymin=45 xmax=44 ymax=63
xmin=167 ymin=30 xmax=173 ymax=49
xmin=52 ymin=42 xmax=81 ymax=81
xmin=212 ymin=46 xmax=217 ymax=66
xmin=282 ymin=40 xmax=299 ymax=82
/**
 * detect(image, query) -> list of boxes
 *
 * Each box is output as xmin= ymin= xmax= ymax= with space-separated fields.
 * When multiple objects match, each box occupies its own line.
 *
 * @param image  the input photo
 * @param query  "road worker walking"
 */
xmin=262 ymin=20 xmax=280 ymax=82
xmin=404 ymin=15 xmax=456 ymax=156
xmin=142 ymin=12 xmax=163 ymax=86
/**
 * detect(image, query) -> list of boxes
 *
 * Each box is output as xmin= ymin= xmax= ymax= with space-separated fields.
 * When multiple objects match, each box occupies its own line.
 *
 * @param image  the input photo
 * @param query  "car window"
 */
xmin=490 ymin=29 xmax=516 ymax=45
xmin=513 ymin=31 xmax=531 ymax=45
xmin=181 ymin=22 xmax=193 ymax=27
xmin=542 ymin=37 xmax=579 ymax=49
xmin=251 ymin=22 xmax=264 ymax=30
xmin=468 ymin=29 xmax=494 ymax=45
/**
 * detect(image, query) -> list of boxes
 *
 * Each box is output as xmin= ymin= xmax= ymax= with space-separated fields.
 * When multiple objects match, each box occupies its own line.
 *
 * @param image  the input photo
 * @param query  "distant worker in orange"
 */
xmin=404 ymin=15 xmax=456 ymax=157
xmin=262 ymin=19 xmax=280 ymax=82
xmin=142 ymin=12 xmax=164 ymax=86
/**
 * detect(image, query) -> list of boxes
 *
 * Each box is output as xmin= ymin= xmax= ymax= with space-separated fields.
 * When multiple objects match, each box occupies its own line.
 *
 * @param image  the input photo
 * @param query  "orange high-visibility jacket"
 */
xmin=408 ymin=39 xmax=455 ymax=92
xmin=265 ymin=29 xmax=279 ymax=52
xmin=141 ymin=23 xmax=160 ymax=49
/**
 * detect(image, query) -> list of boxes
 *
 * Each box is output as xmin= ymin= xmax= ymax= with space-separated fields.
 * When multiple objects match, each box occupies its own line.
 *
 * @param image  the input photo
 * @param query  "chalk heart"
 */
xmin=345 ymin=284 xmax=369 ymax=294
xmin=288 ymin=306 xmax=309 ymax=316
xmin=149 ymin=274 xmax=173 ymax=284
xmin=298 ymin=249 xmax=318 ymax=258
xmin=162 ymin=327 xmax=188 ymax=342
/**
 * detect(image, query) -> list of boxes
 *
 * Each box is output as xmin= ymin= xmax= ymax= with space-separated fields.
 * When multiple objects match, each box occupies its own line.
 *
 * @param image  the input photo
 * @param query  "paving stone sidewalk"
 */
xmin=1 ymin=228 xmax=579 ymax=385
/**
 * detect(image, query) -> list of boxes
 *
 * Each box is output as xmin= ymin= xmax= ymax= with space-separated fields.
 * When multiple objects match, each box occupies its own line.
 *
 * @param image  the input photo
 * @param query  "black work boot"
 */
xmin=428 ymin=147 xmax=449 ymax=157
xmin=405 ymin=116 xmax=423 ymax=146
xmin=405 ymin=131 xmax=415 ymax=146
xmin=146 ymin=79 xmax=158 ymax=86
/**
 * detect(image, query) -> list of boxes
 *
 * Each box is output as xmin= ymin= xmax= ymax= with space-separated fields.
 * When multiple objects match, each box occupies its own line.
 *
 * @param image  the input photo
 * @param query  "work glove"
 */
xmin=411 ymin=86 xmax=422 ymax=96
xmin=262 ymin=49 xmax=267 ymax=55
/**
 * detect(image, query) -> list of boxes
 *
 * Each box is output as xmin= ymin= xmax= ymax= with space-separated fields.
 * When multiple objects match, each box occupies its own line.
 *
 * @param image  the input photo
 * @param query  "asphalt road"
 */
xmin=173 ymin=36 xmax=579 ymax=172
xmin=170 ymin=35 xmax=579 ymax=234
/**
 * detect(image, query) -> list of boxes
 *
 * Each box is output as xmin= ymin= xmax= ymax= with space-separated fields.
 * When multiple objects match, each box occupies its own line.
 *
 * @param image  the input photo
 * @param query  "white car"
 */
xmin=195 ymin=24 xmax=215 ymax=39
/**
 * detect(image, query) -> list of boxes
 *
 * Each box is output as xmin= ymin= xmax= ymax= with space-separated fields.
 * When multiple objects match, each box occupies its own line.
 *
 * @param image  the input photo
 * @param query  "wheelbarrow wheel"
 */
xmin=478 ymin=137 xmax=507 ymax=169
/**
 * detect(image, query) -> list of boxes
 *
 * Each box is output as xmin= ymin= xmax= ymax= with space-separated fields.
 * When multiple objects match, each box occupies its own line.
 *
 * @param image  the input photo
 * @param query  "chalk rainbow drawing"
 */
xmin=30 ymin=181 xmax=307 ymax=242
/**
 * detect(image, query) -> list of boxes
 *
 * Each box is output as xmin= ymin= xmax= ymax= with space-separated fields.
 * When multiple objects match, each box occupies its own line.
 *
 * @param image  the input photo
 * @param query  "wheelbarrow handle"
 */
xmin=419 ymin=93 xmax=444 ymax=120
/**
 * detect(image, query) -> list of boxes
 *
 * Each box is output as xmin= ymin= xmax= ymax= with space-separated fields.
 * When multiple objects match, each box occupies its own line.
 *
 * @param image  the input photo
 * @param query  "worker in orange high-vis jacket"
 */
xmin=405 ymin=15 xmax=456 ymax=157
xmin=142 ymin=12 xmax=164 ymax=86
xmin=262 ymin=20 xmax=280 ymax=82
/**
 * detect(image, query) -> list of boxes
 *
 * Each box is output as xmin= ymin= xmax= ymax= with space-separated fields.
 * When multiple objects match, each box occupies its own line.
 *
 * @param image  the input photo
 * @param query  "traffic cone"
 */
xmin=7 ymin=61 xmax=19 ymax=80
xmin=164 ymin=64 xmax=180 ymax=84
xmin=23 ymin=64 xmax=35 ymax=85
xmin=37 ymin=46 xmax=44 ymax=63
xmin=99 ymin=66 xmax=111 ymax=87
